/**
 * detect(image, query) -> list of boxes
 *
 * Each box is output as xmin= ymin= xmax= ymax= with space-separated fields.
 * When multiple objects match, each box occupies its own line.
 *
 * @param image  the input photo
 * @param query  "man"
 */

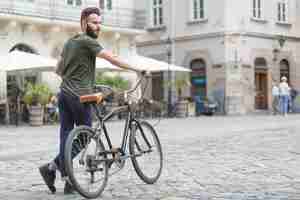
xmin=279 ymin=76 xmax=290 ymax=116
xmin=271 ymin=81 xmax=279 ymax=115
xmin=38 ymin=7 xmax=142 ymax=194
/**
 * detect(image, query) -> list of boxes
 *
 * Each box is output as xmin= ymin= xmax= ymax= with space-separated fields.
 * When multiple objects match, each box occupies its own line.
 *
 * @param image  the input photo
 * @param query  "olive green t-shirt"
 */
xmin=59 ymin=33 xmax=103 ymax=97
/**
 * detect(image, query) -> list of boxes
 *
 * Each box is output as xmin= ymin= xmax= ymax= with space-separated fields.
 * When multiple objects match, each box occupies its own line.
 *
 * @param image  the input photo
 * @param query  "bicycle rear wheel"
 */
xmin=129 ymin=121 xmax=163 ymax=184
xmin=64 ymin=126 xmax=108 ymax=199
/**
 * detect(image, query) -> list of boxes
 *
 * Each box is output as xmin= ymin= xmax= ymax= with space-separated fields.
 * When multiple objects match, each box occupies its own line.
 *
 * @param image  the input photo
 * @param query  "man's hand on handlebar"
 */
xmin=137 ymin=70 xmax=151 ymax=78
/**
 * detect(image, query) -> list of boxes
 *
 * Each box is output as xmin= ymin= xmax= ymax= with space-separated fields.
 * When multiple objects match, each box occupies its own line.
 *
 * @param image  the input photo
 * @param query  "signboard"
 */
xmin=0 ymin=70 xmax=7 ymax=104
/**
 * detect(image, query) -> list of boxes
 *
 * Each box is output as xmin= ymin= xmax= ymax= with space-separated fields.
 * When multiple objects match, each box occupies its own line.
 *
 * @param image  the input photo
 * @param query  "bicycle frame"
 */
xmin=91 ymin=98 xmax=138 ymax=157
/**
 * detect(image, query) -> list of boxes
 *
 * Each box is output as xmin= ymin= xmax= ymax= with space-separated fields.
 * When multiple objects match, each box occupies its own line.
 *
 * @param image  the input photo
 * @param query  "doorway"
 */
xmin=254 ymin=58 xmax=268 ymax=110
xmin=190 ymin=59 xmax=207 ymax=100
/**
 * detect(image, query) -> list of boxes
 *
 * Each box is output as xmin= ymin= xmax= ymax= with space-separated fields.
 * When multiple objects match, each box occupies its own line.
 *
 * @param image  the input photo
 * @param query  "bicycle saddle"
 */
xmin=79 ymin=93 xmax=104 ymax=104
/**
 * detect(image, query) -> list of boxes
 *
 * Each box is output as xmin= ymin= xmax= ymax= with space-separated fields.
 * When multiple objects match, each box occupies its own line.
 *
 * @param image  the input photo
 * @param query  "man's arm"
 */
xmin=96 ymin=50 xmax=140 ymax=73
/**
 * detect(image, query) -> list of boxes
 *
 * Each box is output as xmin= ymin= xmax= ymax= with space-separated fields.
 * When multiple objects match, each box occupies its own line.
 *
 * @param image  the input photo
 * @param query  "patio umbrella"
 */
xmin=96 ymin=57 xmax=122 ymax=71
xmin=0 ymin=50 xmax=57 ymax=72
xmin=0 ymin=50 xmax=124 ymax=72
xmin=124 ymin=55 xmax=191 ymax=72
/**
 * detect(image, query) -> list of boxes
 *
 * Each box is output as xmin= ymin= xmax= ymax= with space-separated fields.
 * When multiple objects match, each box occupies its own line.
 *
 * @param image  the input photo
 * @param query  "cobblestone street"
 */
xmin=0 ymin=115 xmax=300 ymax=200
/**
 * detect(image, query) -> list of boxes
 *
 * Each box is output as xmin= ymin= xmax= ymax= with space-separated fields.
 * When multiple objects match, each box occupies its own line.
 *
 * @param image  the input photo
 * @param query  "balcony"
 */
xmin=0 ymin=1 xmax=146 ymax=30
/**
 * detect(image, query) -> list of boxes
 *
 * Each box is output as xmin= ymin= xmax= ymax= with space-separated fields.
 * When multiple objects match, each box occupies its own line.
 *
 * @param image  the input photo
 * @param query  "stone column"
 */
xmin=224 ymin=35 xmax=245 ymax=115
xmin=225 ymin=62 xmax=244 ymax=115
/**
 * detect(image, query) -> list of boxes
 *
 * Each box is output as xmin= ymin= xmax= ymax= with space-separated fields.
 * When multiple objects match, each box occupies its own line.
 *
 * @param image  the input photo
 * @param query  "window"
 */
xmin=192 ymin=0 xmax=205 ymax=20
xmin=277 ymin=0 xmax=288 ymax=22
xmin=151 ymin=0 xmax=163 ymax=27
xmin=67 ymin=0 xmax=82 ymax=6
xmin=99 ymin=0 xmax=112 ymax=10
xmin=252 ymin=0 xmax=262 ymax=19
xmin=280 ymin=59 xmax=290 ymax=82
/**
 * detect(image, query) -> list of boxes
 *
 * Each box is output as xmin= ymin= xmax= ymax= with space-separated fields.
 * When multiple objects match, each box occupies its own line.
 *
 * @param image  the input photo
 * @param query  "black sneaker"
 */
xmin=64 ymin=180 xmax=75 ymax=195
xmin=38 ymin=163 xmax=56 ymax=194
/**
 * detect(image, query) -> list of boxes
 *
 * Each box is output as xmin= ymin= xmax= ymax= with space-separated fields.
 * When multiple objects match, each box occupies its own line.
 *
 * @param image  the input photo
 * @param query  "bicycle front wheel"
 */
xmin=64 ymin=126 xmax=108 ymax=199
xmin=129 ymin=121 xmax=163 ymax=184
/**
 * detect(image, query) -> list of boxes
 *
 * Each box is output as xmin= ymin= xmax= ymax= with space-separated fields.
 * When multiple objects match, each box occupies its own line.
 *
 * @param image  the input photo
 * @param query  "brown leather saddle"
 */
xmin=79 ymin=92 xmax=104 ymax=104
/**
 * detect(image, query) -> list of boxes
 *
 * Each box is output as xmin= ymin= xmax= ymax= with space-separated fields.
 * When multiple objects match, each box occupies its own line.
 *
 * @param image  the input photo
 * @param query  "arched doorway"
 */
xmin=190 ymin=59 xmax=207 ymax=100
xmin=280 ymin=59 xmax=290 ymax=83
xmin=9 ymin=43 xmax=39 ymax=86
xmin=254 ymin=57 xmax=268 ymax=109
xmin=9 ymin=43 xmax=38 ymax=54
xmin=7 ymin=43 xmax=39 ymax=124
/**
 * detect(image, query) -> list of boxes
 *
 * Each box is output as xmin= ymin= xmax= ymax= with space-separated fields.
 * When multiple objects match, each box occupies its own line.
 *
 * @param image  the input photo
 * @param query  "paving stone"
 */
xmin=0 ymin=115 xmax=300 ymax=199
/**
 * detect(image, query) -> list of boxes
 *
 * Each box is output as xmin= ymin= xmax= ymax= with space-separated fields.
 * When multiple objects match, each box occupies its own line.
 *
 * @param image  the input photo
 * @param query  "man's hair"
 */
xmin=80 ymin=7 xmax=101 ymax=26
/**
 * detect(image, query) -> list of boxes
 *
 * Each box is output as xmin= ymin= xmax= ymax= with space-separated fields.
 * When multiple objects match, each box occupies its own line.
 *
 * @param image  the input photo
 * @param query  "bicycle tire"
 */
xmin=129 ymin=121 xmax=163 ymax=184
xmin=64 ymin=125 xmax=108 ymax=199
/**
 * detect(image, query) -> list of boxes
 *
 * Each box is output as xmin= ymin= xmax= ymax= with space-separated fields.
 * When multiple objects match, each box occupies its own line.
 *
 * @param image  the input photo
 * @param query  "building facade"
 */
xmin=136 ymin=0 xmax=300 ymax=114
xmin=0 ymin=0 xmax=145 ymax=93
xmin=0 ymin=0 xmax=145 ymax=123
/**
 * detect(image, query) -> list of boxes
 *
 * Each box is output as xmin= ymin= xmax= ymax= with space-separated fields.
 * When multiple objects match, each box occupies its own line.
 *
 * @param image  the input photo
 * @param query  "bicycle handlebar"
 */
xmin=94 ymin=72 xmax=151 ymax=104
xmin=123 ymin=72 xmax=151 ymax=103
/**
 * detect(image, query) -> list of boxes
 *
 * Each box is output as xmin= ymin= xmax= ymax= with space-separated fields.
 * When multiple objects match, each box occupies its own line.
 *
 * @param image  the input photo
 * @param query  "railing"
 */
xmin=0 ymin=1 xmax=146 ymax=29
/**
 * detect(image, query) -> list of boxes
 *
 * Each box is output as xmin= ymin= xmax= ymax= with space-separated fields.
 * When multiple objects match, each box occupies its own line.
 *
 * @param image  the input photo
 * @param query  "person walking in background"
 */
xmin=279 ymin=76 xmax=290 ymax=116
xmin=271 ymin=81 xmax=280 ymax=115
xmin=289 ymin=83 xmax=298 ymax=112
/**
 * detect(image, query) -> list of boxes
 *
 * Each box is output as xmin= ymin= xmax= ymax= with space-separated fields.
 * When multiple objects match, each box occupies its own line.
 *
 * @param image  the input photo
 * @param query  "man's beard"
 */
xmin=86 ymin=24 xmax=99 ymax=39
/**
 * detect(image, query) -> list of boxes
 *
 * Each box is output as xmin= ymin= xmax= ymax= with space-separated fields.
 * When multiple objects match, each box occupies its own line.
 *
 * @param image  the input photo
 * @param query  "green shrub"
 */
xmin=96 ymin=73 xmax=129 ymax=91
xmin=23 ymin=83 xmax=51 ymax=106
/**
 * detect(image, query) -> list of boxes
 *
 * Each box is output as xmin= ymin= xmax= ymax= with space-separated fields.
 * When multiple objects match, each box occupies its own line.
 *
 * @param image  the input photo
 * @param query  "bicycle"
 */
xmin=64 ymin=73 xmax=163 ymax=199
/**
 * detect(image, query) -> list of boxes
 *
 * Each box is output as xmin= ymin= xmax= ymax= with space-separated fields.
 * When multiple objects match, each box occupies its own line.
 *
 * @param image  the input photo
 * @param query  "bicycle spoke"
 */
xmin=65 ymin=126 xmax=108 ymax=198
xmin=129 ymin=121 xmax=163 ymax=184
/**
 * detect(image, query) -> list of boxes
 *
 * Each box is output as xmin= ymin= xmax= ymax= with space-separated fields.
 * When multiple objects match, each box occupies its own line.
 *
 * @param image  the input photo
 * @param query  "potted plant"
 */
xmin=95 ymin=73 xmax=130 ymax=119
xmin=23 ymin=83 xmax=51 ymax=126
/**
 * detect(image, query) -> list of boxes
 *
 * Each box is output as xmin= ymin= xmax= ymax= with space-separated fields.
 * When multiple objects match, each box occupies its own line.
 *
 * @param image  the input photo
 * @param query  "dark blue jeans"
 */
xmin=54 ymin=91 xmax=92 ymax=177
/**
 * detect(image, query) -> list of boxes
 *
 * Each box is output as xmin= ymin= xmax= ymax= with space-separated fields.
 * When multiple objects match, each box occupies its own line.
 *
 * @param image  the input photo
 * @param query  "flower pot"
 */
xmin=29 ymin=105 xmax=44 ymax=126
xmin=188 ymin=102 xmax=196 ymax=117
xmin=175 ymin=100 xmax=189 ymax=118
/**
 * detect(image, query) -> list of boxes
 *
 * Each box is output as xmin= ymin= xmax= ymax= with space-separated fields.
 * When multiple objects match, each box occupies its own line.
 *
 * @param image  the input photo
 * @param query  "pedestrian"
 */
xmin=271 ymin=81 xmax=280 ymax=115
xmin=38 ymin=7 xmax=142 ymax=195
xmin=289 ymin=83 xmax=298 ymax=112
xmin=279 ymin=76 xmax=290 ymax=116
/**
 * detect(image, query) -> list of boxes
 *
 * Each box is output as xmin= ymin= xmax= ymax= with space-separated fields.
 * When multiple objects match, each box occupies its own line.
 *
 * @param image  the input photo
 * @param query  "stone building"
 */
xmin=135 ymin=0 xmax=300 ymax=114
xmin=0 ymin=0 xmax=145 ymax=123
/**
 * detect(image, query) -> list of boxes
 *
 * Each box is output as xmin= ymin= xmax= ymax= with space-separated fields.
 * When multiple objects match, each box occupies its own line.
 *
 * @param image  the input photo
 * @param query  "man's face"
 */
xmin=85 ymin=14 xmax=101 ymax=39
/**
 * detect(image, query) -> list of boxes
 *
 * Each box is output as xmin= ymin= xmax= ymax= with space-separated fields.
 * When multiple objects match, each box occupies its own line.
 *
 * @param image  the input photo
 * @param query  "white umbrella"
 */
xmin=0 ymin=51 xmax=122 ymax=72
xmin=0 ymin=50 xmax=57 ymax=72
xmin=124 ymin=55 xmax=191 ymax=72
xmin=96 ymin=57 xmax=122 ymax=71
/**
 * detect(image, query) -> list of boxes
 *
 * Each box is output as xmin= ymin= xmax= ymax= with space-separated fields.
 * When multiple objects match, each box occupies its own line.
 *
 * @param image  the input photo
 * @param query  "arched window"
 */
xmin=280 ymin=59 xmax=290 ymax=82
xmin=9 ymin=43 xmax=39 ymax=85
xmin=9 ymin=43 xmax=38 ymax=54
xmin=190 ymin=59 xmax=206 ymax=99
xmin=254 ymin=57 xmax=267 ymax=68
